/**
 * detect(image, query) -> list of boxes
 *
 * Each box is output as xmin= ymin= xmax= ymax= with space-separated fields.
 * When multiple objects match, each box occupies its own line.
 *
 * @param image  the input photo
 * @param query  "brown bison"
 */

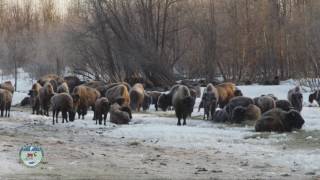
xmin=253 ymin=95 xmax=276 ymax=113
xmin=110 ymin=98 xmax=132 ymax=125
xmin=51 ymin=93 xmax=78 ymax=125
xmin=63 ymin=76 xmax=85 ymax=93
xmin=172 ymin=85 xmax=195 ymax=126
xmin=83 ymin=81 xmax=106 ymax=89
xmin=276 ymin=100 xmax=293 ymax=111
xmin=309 ymin=90 xmax=320 ymax=105
xmin=105 ymin=84 xmax=130 ymax=106
xmin=129 ymin=83 xmax=145 ymax=112
xmin=0 ymin=81 xmax=14 ymax=94
xmin=72 ymin=85 xmax=101 ymax=119
xmin=198 ymin=83 xmax=219 ymax=120
xmin=0 ymin=89 xmax=12 ymax=117
xmin=225 ymin=96 xmax=254 ymax=115
xmin=288 ymin=86 xmax=303 ymax=112
xmin=212 ymin=109 xmax=229 ymax=123
xmin=215 ymin=82 xmax=238 ymax=108
xmin=142 ymin=91 xmax=162 ymax=111
xmin=38 ymin=74 xmax=64 ymax=92
xmin=39 ymin=82 xmax=55 ymax=116
xmin=255 ymin=109 xmax=305 ymax=132
xmin=94 ymin=97 xmax=111 ymax=125
xmin=57 ymin=82 xmax=69 ymax=93
xmin=231 ymin=104 xmax=261 ymax=123
xmin=29 ymin=83 xmax=42 ymax=115
xmin=158 ymin=85 xmax=180 ymax=111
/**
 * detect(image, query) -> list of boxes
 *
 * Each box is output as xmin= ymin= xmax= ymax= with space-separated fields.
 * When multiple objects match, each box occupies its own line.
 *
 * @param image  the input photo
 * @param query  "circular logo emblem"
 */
xmin=19 ymin=145 xmax=44 ymax=167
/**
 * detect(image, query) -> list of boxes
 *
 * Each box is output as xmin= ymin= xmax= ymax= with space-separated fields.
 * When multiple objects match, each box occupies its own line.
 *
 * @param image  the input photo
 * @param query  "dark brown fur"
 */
xmin=255 ymin=109 xmax=305 ymax=132
xmin=172 ymin=85 xmax=195 ymax=126
xmin=158 ymin=85 xmax=180 ymax=111
xmin=64 ymin=76 xmax=85 ymax=93
xmin=288 ymin=86 xmax=303 ymax=112
xmin=39 ymin=82 xmax=55 ymax=116
xmin=29 ymin=83 xmax=42 ymax=115
xmin=198 ymin=83 xmax=219 ymax=120
xmin=51 ymin=93 xmax=78 ymax=125
xmin=0 ymin=89 xmax=12 ymax=117
xmin=94 ymin=97 xmax=111 ymax=125
xmin=276 ymin=100 xmax=292 ymax=111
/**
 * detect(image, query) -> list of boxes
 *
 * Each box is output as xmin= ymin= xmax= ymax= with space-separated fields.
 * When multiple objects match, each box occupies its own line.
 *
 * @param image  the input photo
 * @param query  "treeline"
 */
xmin=0 ymin=0 xmax=320 ymax=88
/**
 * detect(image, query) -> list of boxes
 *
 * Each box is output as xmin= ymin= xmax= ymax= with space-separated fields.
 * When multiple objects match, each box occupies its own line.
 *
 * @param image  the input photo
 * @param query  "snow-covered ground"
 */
xmin=1 ymin=80 xmax=320 ymax=179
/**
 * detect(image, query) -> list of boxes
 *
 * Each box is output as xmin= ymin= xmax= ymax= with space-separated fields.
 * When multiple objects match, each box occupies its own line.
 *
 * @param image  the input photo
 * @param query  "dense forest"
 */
xmin=0 ymin=0 xmax=319 ymax=88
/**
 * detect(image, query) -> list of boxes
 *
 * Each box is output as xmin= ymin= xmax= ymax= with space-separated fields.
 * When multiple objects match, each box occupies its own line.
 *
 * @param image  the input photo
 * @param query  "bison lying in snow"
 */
xmin=198 ymin=83 xmax=219 ymax=120
xmin=29 ymin=83 xmax=42 ymax=115
xmin=253 ymin=95 xmax=276 ymax=113
xmin=225 ymin=96 xmax=254 ymax=116
xmin=0 ymin=89 xmax=12 ymax=117
xmin=255 ymin=108 xmax=304 ymax=132
xmin=110 ymin=98 xmax=132 ymax=125
xmin=231 ymin=104 xmax=261 ymax=123
xmin=39 ymin=82 xmax=55 ymax=116
xmin=0 ymin=81 xmax=14 ymax=94
xmin=129 ymin=83 xmax=145 ymax=112
xmin=288 ymin=86 xmax=303 ymax=112
xmin=51 ymin=93 xmax=78 ymax=125
xmin=94 ymin=97 xmax=111 ymax=125
xmin=275 ymin=100 xmax=293 ymax=112
xmin=72 ymin=85 xmax=101 ymax=119
xmin=212 ymin=109 xmax=229 ymax=123
xmin=172 ymin=85 xmax=195 ymax=126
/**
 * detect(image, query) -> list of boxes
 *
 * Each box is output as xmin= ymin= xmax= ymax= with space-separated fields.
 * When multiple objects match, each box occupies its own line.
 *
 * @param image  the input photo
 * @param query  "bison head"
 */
xmin=231 ymin=106 xmax=247 ymax=123
xmin=284 ymin=110 xmax=305 ymax=131
xmin=158 ymin=93 xmax=171 ymax=111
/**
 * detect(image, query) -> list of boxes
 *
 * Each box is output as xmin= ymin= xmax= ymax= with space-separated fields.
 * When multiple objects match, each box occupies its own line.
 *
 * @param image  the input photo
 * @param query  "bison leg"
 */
xmin=177 ymin=117 xmax=181 ymax=126
xmin=52 ymin=110 xmax=56 ymax=125
xmin=56 ymin=110 xmax=59 ymax=124
xmin=183 ymin=114 xmax=187 ymax=126
xmin=0 ymin=108 xmax=4 ymax=117
xmin=104 ymin=113 xmax=107 ymax=126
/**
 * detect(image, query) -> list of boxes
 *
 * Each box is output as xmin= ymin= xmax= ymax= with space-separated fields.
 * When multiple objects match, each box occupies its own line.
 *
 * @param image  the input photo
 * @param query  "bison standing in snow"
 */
xmin=158 ymin=85 xmax=180 ymax=111
xmin=172 ymin=85 xmax=195 ymax=126
xmin=0 ymin=81 xmax=14 ymax=94
xmin=51 ymin=93 xmax=78 ymax=125
xmin=215 ymin=82 xmax=239 ymax=108
xmin=0 ymin=89 xmax=12 ymax=117
xmin=288 ymin=86 xmax=303 ymax=112
xmin=198 ymin=83 xmax=219 ymax=120
xmin=63 ymin=76 xmax=85 ymax=93
xmin=253 ymin=95 xmax=276 ymax=113
xmin=231 ymin=104 xmax=261 ymax=123
xmin=94 ymin=97 xmax=111 ymax=125
xmin=72 ymin=85 xmax=101 ymax=119
xmin=39 ymin=82 xmax=55 ymax=116
xmin=29 ymin=83 xmax=42 ymax=115
xmin=255 ymin=108 xmax=304 ymax=132
xmin=129 ymin=83 xmax=145 ymax=112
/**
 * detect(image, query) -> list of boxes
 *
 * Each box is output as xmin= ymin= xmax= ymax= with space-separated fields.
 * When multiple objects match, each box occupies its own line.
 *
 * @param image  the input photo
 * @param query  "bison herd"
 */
xmin=0 ymin=73 xmax=315 ymax=133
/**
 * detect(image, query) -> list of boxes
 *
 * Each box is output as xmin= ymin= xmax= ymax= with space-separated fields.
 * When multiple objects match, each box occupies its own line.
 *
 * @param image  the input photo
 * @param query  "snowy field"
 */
xmin=0 ymin=80 xmax=320 ymax=179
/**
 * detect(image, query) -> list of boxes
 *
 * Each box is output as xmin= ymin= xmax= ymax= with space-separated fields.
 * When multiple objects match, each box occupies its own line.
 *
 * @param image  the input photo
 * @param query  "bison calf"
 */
xmin=51 ymin=93 xmax=78 ymax=125
xmin=0 ymin=89 xmax=12 ymax=117
xmin=94 ymin=97 xmax=111 ymax=125
xmin=110 ymin=99 xmax=132 ymax=125
xmin=288 ymin=86 xmax=303 ymax=112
